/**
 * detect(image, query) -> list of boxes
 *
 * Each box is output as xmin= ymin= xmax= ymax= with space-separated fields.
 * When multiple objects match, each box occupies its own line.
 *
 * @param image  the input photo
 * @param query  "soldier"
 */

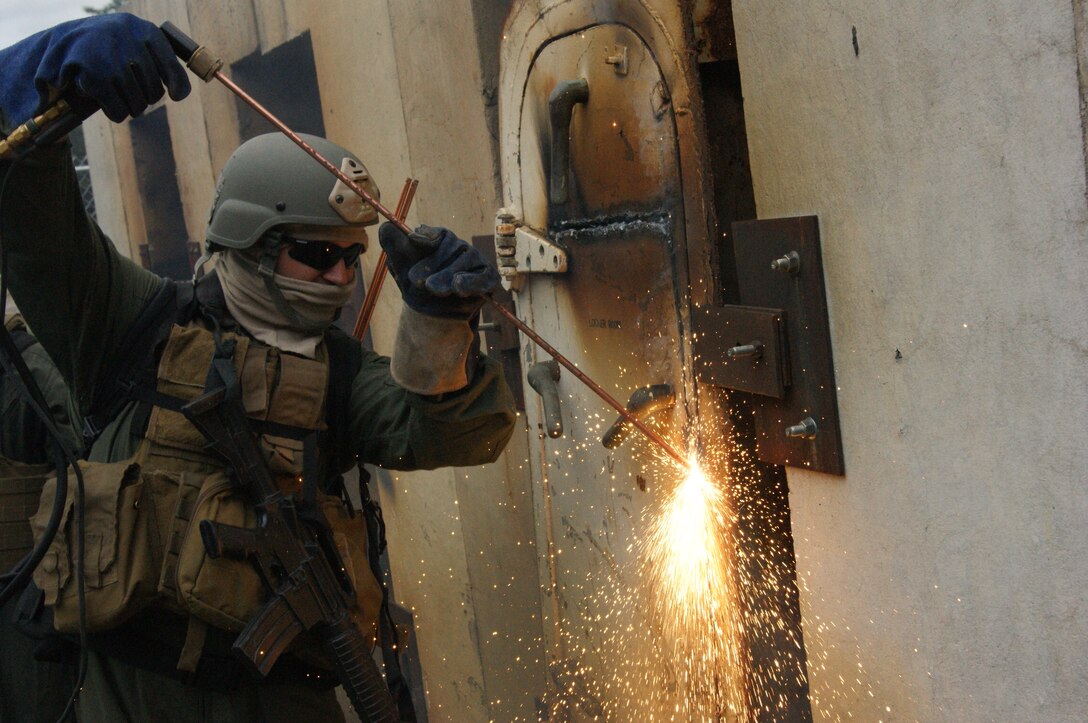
xmin=0 ymin=12 xmax=516 ymax=722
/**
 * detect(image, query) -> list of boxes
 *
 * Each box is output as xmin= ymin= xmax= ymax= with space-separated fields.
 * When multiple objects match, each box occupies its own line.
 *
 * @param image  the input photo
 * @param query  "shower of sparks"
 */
xmin=644 ymin=454 xmax=730 ymax=636
xmin=531 ymin=393 xmax=812 ymax=722
xmin=639 ymin=452 xmax=744 ymax=719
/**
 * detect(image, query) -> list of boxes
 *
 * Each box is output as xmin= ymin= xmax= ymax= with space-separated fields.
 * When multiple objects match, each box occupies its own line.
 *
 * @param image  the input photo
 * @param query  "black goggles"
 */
xmin=283 ymin=236 xmax=365 ymax=271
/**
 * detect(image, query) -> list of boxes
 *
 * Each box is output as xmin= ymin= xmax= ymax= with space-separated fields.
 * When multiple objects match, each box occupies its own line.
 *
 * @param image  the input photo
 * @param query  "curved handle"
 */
xmin=548 ymin=78 xmax=589 ymax=204
xmin=527 ymin=360 xmax=563 ymax=438
xmin=601 ymin=384 xmax=675 ymax=450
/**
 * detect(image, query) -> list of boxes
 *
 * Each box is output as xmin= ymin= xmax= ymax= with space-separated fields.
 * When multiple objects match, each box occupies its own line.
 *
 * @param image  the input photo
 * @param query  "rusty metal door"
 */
xmin=507 ymin=23 xmax=694 ymax=720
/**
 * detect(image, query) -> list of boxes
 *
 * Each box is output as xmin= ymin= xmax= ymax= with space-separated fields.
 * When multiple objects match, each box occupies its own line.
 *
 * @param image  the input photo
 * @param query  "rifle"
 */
xmin=181 ymin=385 xmax=399 ymax=723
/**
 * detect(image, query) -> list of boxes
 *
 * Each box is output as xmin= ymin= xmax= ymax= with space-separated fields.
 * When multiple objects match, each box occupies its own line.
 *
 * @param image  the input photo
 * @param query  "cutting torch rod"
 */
xmin=0 ymin=21 xmax=690 ymax=470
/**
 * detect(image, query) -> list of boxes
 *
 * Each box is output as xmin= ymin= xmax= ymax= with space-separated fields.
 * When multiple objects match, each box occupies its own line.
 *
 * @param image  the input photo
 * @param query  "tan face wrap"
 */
xmin=217 ymin=249 xmax=352 ymax=358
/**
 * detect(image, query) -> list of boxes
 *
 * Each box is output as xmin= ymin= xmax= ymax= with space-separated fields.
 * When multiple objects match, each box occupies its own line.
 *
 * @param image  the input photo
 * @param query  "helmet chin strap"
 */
xmin=252 ymin=249 xmax=331 ymax=334
xmin=192 ymin=247 xmax=213 ymax=280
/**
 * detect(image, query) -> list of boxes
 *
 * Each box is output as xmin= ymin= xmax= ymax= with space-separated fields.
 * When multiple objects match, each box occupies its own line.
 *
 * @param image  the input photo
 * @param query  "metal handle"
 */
xmin=548 ymin=78 xmax=589 ymax=204
xmin=601 ymin=384 xmax=675 ymax=450
xmin=527 ymin=361 xmax=563 ymax=438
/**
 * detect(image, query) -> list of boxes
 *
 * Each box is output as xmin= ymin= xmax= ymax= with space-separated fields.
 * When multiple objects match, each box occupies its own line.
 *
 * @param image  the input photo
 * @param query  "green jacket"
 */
xmin=0 ymin=142 xmax=517 ymax=472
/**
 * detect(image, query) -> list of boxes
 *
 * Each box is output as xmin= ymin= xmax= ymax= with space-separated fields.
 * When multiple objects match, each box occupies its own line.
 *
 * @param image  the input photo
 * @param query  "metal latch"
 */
xmin=527 ymin=360 xmax=563 ymax=438
xmin=495 ymin=209 xmax=569 ymax=291
xmin=601 ymin=384 xmax=674 ymax=450
xmin=693 ymin=216 xmax=844 ymax=475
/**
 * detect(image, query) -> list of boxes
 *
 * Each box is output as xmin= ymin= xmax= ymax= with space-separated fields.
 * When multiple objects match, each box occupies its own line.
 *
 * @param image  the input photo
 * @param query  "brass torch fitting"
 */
xmin=185 ymin=46 xmax=224 ymax=82
xmin=0 ymin=99 xmax=72 ymax=161
xmin=160 ymin=21 xmax=223 ymax=82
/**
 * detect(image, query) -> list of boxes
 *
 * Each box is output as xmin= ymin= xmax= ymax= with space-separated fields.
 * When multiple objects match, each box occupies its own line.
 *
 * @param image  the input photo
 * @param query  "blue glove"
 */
xmin=0 ymin=13 xmax=190 ymax=128
xmin=378 ymin=223 xmax=499 ymax=320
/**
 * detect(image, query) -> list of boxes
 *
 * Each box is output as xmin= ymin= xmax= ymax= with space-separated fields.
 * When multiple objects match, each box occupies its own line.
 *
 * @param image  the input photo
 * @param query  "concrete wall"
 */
xmin=732 ymin=2 xmax=1088 ymax=720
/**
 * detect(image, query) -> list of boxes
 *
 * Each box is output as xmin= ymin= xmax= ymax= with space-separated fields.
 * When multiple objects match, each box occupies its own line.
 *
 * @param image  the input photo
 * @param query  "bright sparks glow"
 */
xmin=535 ymin=399 xmax=811 ymax=721
xmin=639 ymin=453 xmax=745 ymax=719
xmin=644 ymin=455 xmax=730 ymax=634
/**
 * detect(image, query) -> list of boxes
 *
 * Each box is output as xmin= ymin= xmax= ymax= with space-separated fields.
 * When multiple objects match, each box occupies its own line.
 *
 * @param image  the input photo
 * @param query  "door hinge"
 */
xmin=494 ymin=209 xmax=569 ymax=292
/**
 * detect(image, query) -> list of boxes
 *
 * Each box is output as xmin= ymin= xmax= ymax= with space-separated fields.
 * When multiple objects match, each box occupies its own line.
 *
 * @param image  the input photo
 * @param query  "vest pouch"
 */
xmin=173 ymin=482 xmax=384 ymax=642
xmin=29 ymin=460 xmax=159 ymax=633
xmin=174 ymin=471 xmax=266 ymax=632
xmin=284 ymin=493 xmax=386 ymax=672
xmin=322 ymin=494 xmax=384 ymax=643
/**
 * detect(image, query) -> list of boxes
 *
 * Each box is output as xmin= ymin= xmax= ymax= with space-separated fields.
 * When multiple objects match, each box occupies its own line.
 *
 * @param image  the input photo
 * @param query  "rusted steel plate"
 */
xmin=732 ymin=216 xmax=845 ymax=476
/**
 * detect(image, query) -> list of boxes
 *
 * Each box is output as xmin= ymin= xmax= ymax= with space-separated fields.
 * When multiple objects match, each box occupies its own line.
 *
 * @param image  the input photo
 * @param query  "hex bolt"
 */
xmin=726 ymin=342 xmax=763 ymax=360
xmin=785 ymin=417 xmax=818 ymax=439
xmin=770 ymin=250 xmax=801 ymax=274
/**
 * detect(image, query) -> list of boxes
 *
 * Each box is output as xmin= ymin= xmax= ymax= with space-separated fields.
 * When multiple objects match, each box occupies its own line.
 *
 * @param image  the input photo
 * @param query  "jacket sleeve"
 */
xmin=348 ymin=351 xmax=518 ymax=471
xmin=0 ymin=142 xmax=162 ymax=414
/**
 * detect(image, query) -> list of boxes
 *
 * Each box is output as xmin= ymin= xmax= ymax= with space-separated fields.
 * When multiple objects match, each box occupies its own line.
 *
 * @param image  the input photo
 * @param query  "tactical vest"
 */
xmin=27 ymin=275 xmax=383 ymax=673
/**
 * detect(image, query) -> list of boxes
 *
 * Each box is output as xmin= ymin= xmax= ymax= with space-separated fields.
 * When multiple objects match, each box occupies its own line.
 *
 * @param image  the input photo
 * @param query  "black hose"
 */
xmin=0 ymin=145 xmax=89 ymax=721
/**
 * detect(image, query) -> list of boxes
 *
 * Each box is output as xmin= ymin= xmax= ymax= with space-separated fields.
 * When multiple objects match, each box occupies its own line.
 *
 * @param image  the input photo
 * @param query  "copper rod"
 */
xmin=210 ymin=69 xmax=689 ymax=470
xmin=402 ymin=179 xmax=418 ymax=220
xmin=353 ymin=178 xmax=417 ymax=340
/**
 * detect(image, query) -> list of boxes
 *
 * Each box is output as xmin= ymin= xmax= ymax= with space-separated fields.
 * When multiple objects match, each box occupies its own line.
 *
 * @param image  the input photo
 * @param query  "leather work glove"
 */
xmin=0 ymin=13 xmax=191 ymax=129
xmin=378 ymin=223 xmax=499 ymax=395
xmin=378 ymin=223 xmax=499 ymax=320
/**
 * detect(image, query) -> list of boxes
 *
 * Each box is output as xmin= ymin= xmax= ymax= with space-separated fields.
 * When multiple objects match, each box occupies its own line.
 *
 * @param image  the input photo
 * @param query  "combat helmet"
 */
xmin=201 ymin=133 xmax=380 ymax=333
xmin=205 ymin=132 xmax=381 ymax=252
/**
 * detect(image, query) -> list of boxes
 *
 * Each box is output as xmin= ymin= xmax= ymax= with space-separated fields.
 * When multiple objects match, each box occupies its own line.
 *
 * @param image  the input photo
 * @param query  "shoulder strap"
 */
xmin=81 ymin=278 xmax=196 ymax=448
xmin=190 ymin=269 xmax=233 ymax=329
xmin=320 ymin=325 xmax=363 ymax=489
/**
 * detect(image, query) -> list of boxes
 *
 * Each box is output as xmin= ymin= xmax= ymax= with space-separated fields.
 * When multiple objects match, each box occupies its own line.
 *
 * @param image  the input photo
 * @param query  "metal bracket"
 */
xmin=601 ymin=384 xmax=675 ymax=450
xmin=694 ymin=216 xmax=844 ymax=475
xmin=693 ymin=305 xmax=789 ymax=399
xmin=604 ymin=45 xmax=628 ymax=75
xmin=494 ymin=209 xmax=570 ymax=291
